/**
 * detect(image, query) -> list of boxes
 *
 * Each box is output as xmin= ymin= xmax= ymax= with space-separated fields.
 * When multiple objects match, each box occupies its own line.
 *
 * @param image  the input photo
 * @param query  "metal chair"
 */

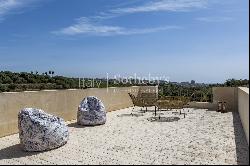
xmin=128 ymin=93 xmax=145 ymax=115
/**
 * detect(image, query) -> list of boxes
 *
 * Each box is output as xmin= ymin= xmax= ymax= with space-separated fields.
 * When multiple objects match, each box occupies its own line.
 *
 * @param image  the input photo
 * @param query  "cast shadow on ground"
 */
xmin=117 ymin=113 xmax=144 ymax=117
xmin=67 ymin=122 xmax=102 ymax=128
xmin=0 ymin=144 xmax=41 ymax=160
xmin=232 ymin=111 xmax=249 ymax=165
xmin=147 ymin=116 xmax=180 ymax=122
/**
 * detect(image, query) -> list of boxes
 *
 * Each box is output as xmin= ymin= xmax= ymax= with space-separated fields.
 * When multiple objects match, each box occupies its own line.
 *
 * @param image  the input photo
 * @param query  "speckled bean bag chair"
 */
xmin=18 ymin=108 xmax=69 ymax=152
xmin=77 ymin=96 xmax=106 ymax=126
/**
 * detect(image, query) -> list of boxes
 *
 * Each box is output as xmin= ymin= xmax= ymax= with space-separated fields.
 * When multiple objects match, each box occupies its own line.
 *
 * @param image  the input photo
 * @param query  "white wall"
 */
xmin=212 ymin=87 xmax=238 ymax=112
xmin=238 ymin=87 xmax=249 ymax=145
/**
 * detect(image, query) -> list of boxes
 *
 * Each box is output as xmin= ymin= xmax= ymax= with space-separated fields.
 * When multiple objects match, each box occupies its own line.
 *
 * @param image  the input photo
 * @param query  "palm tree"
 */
xmin=52 ymin=71 xmax=55 ymax=77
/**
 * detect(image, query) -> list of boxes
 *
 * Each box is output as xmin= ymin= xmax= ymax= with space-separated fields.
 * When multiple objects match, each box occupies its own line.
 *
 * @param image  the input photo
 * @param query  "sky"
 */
xmin=0 ymin=0 xmax=249 ymax=83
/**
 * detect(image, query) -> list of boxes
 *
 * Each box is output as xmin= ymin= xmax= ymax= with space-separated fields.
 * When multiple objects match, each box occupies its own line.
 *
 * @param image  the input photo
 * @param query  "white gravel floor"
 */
xmin=0 ymin=107 xmax=249 ymax=165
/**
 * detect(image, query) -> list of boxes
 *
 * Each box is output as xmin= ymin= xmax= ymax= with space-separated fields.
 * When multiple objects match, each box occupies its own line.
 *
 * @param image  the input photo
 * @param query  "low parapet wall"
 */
xmin=188 ymin=102 xmax=217 ymax=110
xmin=0 ymin=87 xmax=139 ymax=138
xmin=238 ymin=87 xmax=249 ymax=145
xmin=212 ymin=87 xmax=238 ymax=112
xmin=211 ymin=87 xmax=249 ymax=145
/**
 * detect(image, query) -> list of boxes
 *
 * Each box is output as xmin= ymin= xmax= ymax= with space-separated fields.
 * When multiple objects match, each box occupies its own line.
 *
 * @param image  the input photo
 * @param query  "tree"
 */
xmin=8 ymin=83 xmax=17 ymax=91
xmin=15 ymin=77 xmax=27 ymax=84
xmin=2 ymin=76 xmax=13 ymax=84
xmin=225 ymin=79 xmax=249 ymax=87
xmin=0 ymin=84 xmax=8 ymax=92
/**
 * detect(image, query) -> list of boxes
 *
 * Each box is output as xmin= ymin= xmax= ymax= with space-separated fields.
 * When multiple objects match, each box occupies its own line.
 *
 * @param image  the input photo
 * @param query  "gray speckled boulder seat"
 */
xmin=18 ymin=108 xmax=69 ymax=152
xmin=77 ymin=96 xmax=106 ymax=126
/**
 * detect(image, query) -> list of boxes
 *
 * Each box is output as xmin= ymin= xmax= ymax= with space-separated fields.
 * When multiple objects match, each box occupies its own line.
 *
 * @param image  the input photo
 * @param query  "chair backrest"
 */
xmin=137 ymin=86 xmax=158 ymax=107
xmin=140 ymin=93 xmax=158 ymax=106
xmin=158 ymin=96 xmax=190 ymax=109
xmin=128 ymin=93 xmax=144 ymax=107
xmin=128 ymin=93 xmax=136 ymax=105
xmin=174 ymin=96 xmax=190 ymax=106
xmin=138 ymin=86 xmax=158 ymax=97
xmin=160 ymin=96 xmax=175 ymax=100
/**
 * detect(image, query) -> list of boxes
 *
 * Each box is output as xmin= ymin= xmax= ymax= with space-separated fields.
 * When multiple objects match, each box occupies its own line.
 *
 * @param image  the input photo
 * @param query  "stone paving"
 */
xmin=0 ymin=108 xmax=249 ymax=165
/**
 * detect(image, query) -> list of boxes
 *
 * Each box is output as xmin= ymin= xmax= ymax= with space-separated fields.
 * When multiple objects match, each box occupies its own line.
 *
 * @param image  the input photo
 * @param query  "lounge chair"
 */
xmin=137 ymin=86 xmax=159 ymax=112
xmin=140 ymin=93 xmax=158 ymax=112
xmin=128 ymin=86 xmax=159 ymax=114
xmin=156 ymin=96 xmax=190 ymax=115
xmin=128 ymin=93 xmax=146 ymax=115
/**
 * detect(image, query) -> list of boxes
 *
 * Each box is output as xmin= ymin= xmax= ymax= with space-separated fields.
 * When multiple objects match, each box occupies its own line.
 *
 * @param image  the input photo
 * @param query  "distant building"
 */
xmin=181 ymin=82 xmax=189 ymax=84
xmin=170 ymin=82 xmax=178 ymax=85
xmin=180 ymin=82 xmax=190 ymax=87
xmin=191 ymin=80 xmax=196 ymax=84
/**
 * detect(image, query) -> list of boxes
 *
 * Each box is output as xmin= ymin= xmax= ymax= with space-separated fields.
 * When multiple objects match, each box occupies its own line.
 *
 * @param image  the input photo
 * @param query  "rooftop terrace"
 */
xmin=0 ymin=107 xmax=248 ymax=165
